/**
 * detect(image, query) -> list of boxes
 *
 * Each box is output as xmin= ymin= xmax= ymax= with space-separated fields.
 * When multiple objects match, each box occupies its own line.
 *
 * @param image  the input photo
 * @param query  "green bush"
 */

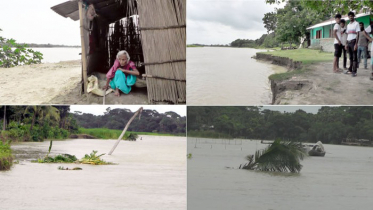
xmin=0 ymin=28 xmax=43 ymax=68
xmin=0 ymin=141 xmax=13 ymax=170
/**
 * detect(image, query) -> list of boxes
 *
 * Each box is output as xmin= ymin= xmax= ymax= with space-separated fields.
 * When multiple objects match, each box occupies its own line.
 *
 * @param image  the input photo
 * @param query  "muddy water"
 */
xmin=187 ymin=138 xmax=373 ymax=210
xmin=187 ymin=47 xmax=287 ymax=105
xmin=0 ymin=136 xmax=186 ymax=210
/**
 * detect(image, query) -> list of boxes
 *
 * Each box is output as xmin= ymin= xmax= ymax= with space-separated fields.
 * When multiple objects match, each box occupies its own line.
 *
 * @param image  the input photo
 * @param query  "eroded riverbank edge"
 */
xmin=255 ymin=52 xmax=373 ymax=105
xmin=255 ymin=52 xmax=312 ymax=104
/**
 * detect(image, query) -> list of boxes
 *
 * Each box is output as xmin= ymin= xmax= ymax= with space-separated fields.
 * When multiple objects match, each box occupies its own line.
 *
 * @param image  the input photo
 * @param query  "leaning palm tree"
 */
xmin=241 ymin=139 xmax=306 ymax=173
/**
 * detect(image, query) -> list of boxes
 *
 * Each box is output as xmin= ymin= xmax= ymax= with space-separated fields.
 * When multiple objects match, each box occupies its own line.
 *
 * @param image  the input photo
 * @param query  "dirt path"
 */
xmin=0 ymin=60 xmax=81 ymax=105
xmin=274 ymin=62 xmax=373 ymax=105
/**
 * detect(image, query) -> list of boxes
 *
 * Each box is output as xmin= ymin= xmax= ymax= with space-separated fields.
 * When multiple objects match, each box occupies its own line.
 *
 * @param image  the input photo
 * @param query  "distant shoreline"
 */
xmin=22 ymin=43 xmax=81 ymax=48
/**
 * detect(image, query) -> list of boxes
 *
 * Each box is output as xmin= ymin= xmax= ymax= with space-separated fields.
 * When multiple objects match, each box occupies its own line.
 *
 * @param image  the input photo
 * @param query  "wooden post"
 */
xmin=108 ymin=107 xmax=143 ymax=155
xmin=78 ymin=1 xmax=88 ymax=94
xmin=2 ymin=106 xmax=6 ymax=131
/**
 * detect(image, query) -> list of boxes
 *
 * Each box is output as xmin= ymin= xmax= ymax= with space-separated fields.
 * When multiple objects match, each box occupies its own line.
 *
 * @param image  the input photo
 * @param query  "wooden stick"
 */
xmin=139 ymin=25 xmax=186 ymax=31
xmin=108 ymin=107 xmax=143 ymax=155
xmin=142 ymin=74 xmax=186 ymax=82
xmin=78 ymin=1 xmax=88 ymax=93
xmin=141 ymin=59 xmax=186 ymax=66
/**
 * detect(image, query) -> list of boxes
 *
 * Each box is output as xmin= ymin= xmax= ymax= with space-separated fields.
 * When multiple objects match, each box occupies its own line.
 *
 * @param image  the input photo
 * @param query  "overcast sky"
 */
xmin=70 ymin=105 xmax=186 ymax=116
xmin=187 ymin=0 xmax=284 ymax=45
xmin=0 ymin=0 xmax=80 ymax=45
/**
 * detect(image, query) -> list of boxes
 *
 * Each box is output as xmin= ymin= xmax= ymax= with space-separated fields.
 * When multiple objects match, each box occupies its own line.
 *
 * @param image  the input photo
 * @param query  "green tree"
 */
xmin=0 ymin=29 xmax=43 ymax=68
xmin=263 ymin=12 xmax=277 ymax=34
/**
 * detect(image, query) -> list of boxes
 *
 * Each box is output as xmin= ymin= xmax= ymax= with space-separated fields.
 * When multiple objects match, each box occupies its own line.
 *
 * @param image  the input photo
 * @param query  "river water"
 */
xmin=30 ymin=48 xmax=81 ymax=63
xmin=187 ymin=47 xmax=287 ymax=105
xmin=187 ymin=138 xmax=373 ymax=210
xmin=0 ymin=136 xmax=186 ymax=210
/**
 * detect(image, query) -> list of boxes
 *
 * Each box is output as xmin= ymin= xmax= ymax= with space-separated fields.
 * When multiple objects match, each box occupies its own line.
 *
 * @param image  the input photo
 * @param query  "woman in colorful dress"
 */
xmin=103 ymin=50 xmax=140 ymax=96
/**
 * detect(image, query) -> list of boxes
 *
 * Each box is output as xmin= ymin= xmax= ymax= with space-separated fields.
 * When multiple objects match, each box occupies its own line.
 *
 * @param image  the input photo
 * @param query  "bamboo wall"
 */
xmin=136 ymin=0 xmax=186 ymax=104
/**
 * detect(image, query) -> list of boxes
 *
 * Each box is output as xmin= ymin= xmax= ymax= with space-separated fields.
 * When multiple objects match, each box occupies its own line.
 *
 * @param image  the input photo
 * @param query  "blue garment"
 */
xmin=109 ymin=69 xmax=137 ymax=94
xmin=357 ymin=46 xmax=367 ymax=68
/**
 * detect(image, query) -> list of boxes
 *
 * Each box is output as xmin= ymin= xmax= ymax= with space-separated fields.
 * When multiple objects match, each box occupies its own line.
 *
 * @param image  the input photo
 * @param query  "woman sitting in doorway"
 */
xmin=103 ymin=50 xmax=140 ymax=96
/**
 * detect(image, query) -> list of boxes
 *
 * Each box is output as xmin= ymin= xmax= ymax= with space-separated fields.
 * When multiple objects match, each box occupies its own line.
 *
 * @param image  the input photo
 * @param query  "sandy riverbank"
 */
xmin=272 ymin=62 xmax=373 ymax=105
xmin=0 ymin=61 xmax=149 ymax=105
xmin=0 ymin=60 xmax=81 ymax=105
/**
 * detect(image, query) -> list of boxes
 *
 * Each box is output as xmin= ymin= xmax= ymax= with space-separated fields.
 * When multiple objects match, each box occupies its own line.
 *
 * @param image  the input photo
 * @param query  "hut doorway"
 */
xmin=52 ymin=0 xmax=186 ymax=104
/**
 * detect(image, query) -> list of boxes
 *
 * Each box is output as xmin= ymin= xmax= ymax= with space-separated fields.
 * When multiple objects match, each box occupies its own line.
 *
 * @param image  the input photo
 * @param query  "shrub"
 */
xmin=0 ymin=141 xmax=13 ymax=170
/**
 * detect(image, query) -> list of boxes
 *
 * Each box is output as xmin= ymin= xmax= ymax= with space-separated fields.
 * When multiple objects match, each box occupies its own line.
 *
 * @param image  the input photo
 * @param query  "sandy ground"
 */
xmin=49 ymin=73 xmax=148 ymax=105
xmin=0 ymin=60 xmax=81 ymax=105
xmin=275 ymin=62 xmax=373 ymax=105
xmin=0 ymin=61 xmax=148 ymax=105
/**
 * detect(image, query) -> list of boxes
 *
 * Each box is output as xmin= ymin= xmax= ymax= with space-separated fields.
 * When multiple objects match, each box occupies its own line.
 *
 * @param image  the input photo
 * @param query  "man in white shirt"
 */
xmin=345 ymin=11 xmax=360 ymax=77
xmin=340 ymin=19 xmax=348 ymax=69
xmin=333 ymin=14 xmax=342 ymax=73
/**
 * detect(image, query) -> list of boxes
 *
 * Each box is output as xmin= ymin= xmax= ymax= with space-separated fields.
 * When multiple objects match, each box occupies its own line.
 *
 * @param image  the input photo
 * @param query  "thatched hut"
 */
xmin=51 ymin=0 xmax=186 ymax=104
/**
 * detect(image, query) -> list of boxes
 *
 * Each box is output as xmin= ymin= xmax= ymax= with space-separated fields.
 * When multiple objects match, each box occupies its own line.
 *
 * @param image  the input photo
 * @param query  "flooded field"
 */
xmin=188 ymin=138 xmax=373 ymax=210
xmin=0 ymin=136 xmax=186 ymax=210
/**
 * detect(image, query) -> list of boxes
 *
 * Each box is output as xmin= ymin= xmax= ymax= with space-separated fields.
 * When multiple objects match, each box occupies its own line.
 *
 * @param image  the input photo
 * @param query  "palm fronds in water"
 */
xmin=242 ymin=139 xmax=306 ymax=173
xmin=79 ymin=150 xmax=112 ymax=165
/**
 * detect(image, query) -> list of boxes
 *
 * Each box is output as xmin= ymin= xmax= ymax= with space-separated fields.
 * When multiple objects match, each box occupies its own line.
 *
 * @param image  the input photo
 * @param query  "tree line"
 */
xmin=1 ymin=106 xmax=186 ymax=143
xmin=72 ymin=107 xmax=186 ymax=135
xmin=187 ymin=106 xmax=373 ymax=144
xmin=1 ymin=106 xmax=78 ymax=142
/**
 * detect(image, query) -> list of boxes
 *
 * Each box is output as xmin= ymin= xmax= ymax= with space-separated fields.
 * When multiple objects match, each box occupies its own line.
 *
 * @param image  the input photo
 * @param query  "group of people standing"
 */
xmin=333 ymin=11 xmax=373 ymax=80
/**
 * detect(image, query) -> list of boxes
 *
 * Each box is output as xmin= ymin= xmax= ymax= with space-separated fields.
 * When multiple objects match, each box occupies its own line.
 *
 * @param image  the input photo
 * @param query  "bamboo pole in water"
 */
xmin=78 ymin=1 xmax=88 ymax=93
xmin=108 ymin=107 xmax=143 ymax=155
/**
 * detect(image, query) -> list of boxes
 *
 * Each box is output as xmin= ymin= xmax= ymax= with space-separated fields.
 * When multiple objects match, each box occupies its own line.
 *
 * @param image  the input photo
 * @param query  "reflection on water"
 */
xmin=0 ymin=137 xmax=186 ymax=210
xmin=187 ymin=47 xmax=287 ymax=105
xmin=188 ymin=138 xmax=373 ymax=210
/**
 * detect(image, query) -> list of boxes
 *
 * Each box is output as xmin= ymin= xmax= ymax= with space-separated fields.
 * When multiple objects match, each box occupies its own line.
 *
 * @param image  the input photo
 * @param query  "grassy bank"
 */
xmin=261 ymin=48 xmax=333 ymax=81
xmin=261 ymin=48 xmax=333 ymax=64
xmin=0 ymin=142 xmax=13 ymax=170
xmin=78 ymin=128 xmax=183 ymax=139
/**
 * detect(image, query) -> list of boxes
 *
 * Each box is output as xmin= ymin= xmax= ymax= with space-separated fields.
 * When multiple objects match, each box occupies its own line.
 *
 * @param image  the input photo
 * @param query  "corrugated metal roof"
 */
xmin=51 ymin=1 xmax=80 ymax=21
xmin=51 ymin=0 xmax=128 ymax=22
xmin=307 ymin=13 xmax=370 ymax=30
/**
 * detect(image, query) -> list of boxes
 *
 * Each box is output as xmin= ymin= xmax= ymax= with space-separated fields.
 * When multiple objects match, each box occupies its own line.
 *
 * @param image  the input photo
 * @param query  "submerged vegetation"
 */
xmin=34 ymin=151 xmax=112 ymax=165
xmin=33 ymin=154 xmax=78 ymax=163
xmin=0 ymin=141 xmax=13 ymax=170
xmin=241 ymin=139 xmax=306 ymax=173
xmin=79 ymin=150 xmax=112 ymax=165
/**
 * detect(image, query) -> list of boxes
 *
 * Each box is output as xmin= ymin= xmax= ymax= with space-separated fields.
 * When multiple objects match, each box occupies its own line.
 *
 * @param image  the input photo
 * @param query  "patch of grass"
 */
xmin=78 ymin=128 xmax=178 ymax=139
xmin=261 ymin=48 xmax=333 ymax=65
xmin=0 ymin=141 xmax=13 ymax=170
xmin=368 ymin=89 xmax=373 ymax=94
xmin=268 ymin=66 xmax=309 ymax=81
